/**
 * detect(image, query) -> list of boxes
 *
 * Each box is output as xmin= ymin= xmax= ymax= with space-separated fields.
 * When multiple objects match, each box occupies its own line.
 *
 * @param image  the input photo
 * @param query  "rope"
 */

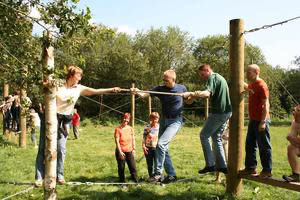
xmin=1 ymin=186 xmax=34 ymax=200
xmin=183 ymin=115 xmax=201 ymax=128
xmin=120 ymin=89 xmax=183 ymax=96
xmin=66 ymin=181 xmax=143 ymax=186
xmin=243 ymin=16 xmax=300 ymax=34
xmin=81 ymin=95 xmax=148 ymax=124
xmin=263 ymin=66 xmax=299 ymax=106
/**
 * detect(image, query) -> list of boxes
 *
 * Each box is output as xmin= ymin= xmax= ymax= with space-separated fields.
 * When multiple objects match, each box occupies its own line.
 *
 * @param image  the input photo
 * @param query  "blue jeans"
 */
xmin=35 ymin=116 xmax=70 ymax=180
xmin=154 ymin=117 xmax=183 ymax=176
xmin=35 ymin=120 xmax=45 ymax=180
xmin=200 ymin=112 xmax=232 ymax=169
xmin=245 ymin=120 xmax=272 ymax=172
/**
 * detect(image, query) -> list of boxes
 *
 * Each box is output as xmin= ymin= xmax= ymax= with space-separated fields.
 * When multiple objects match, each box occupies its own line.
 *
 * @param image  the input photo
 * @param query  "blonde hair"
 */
xmin=66 ymin=65 xmax=83 ymax=80
xmin=150 ymin=112 xmax=160 ymax=120
xmin=163 ymin=69 xmax=176 ymax=81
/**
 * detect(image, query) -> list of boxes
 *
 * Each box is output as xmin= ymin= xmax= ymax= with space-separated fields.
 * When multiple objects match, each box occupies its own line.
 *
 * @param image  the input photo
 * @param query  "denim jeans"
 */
xmin=57 ymin=130 xmax=69 ymax=180
xmin=154 ymin=117 xmax=183 ymax=176
xmin=245 ymin=120 xmax=272 ymax=172
xmin=35 ymin=120 xmax=46 ymax=180
xmin=200 ymin=112 xmax=232 ymax=169
xmin=35 ymin=115 xmax=70 ymax=181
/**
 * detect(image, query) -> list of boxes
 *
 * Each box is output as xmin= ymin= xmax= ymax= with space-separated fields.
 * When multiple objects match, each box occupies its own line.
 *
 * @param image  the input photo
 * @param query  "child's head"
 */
xmin=293 ymin=105 xmax=300 ymax=123
xmin=122 ymin=113 xmax=131 ymax=124
xmin=150 ymin=112 xmax=160 ymax=123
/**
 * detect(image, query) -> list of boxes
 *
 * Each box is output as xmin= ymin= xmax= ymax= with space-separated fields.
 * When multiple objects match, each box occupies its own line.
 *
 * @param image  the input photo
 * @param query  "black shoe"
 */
xmin=198 ymin=166 xmax=216 ymax=174
xmin=283 ymin=173 xmax=300 ymax=182
xmin=162 ymin=176 xmax=177 ymax=184
xmin=148 ymin=175 xmax=162 ymax=184
xmin=218 ymin=168 xmax=227 ymax=174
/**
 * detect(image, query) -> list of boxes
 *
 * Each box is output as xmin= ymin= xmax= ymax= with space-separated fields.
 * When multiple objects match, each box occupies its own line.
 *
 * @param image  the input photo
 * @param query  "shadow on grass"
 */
xmin=61 ymin=187 xmax=227 ymax=200
xmin=70 ymin=175 xmax=119 ymax=183
xmin=63 ymin=176 xmax=225 ymax=200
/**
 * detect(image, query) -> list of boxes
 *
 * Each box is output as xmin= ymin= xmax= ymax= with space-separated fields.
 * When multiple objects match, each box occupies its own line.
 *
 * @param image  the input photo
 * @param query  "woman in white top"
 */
xmin=35 ymin=65 xmax=120 ymax=186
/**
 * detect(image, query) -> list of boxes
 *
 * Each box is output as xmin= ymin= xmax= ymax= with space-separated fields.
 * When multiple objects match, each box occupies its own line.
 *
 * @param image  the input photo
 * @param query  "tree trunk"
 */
xmin=42 ymin=31 xmax=57 ymax=200
xmin=3 ymin=83 xmax=9 ymax=136
xmin=19 ymin=89 xmax=27 ymax=148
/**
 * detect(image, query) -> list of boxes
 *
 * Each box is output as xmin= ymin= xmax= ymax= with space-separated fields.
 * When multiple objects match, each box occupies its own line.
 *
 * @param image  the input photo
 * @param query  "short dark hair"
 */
xmin=198 ymin=64 xmax=211 ymax=71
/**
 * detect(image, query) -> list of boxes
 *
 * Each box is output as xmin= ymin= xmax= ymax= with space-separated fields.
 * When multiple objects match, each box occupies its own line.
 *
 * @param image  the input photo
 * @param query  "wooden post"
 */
xmin=131 ymin=83 xmax=135 ymax=129
xmin=226 ymin=19 xmax=245 ymax=197
xmin=42 ymin=31 xmax=57 ymax=200
xmin=3 ymin=83 xmax=9 ymax=135
xmin=148 ymin=96 xmax=152 ymax=116
xmin=204 ymin=97 xmax=209 ymax=120
xmin=19 ymin=89 xmax=27 ymax=148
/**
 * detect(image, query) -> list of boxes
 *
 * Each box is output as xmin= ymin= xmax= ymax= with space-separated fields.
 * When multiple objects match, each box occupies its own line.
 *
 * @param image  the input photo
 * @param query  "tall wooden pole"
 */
xmin=148 ymin=96 xmax=152 ymax=116
xmin=3 ymin=83 xmax=9 ymax=135
xmin=131 ymin=83 xmax=135 ymax=129
xmin=19 ymin=89 xmax=27 ymax=148
xmin=204 ymin=97 xmax=209 ymax=120
xmin=226 ymin=19 xmax=245 ymax=197
xmin=42 ymin=31 xmax=57 ymax=200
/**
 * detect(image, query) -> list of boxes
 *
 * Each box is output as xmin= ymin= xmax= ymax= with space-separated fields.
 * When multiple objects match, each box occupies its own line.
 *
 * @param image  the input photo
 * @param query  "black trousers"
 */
xmin=145 ymin=147 xmax=156 ymax=177
xmin=115 ymin=150 xmax=137 ymax=182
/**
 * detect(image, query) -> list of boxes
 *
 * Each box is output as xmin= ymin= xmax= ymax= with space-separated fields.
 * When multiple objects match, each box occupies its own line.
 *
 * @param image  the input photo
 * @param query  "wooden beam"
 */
xmin=241 ymin=174 xmax=300 ymax=192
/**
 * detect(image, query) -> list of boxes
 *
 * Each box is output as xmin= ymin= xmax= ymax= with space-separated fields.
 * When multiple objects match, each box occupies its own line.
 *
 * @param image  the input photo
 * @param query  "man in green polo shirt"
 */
xmin=183 ymin=64 xmax=232 ymax=175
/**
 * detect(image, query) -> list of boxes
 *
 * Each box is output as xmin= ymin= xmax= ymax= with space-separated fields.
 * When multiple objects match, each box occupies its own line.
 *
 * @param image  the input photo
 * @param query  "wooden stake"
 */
xmin=204 ymin=97 xmax=209 ymax=120
xmin=226 ymin=18 xmax=245 ymax=197
xmin=19 ymin=89 xmax=27 ymax=148
xmin=148 ymin=96 xmax=152 ymax=116
xmin=42 ymin=31 xmax=57 ymax=200
xmin=131 ymin=83 xmax=135 ymax=129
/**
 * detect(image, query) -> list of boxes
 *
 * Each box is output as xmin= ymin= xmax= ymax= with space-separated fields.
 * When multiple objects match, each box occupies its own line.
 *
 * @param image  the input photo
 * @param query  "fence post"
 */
xmin=131 ymin=83 xmax=135 ymax=129
xmin=148 ymin=96 xmax=152 ymax=116
xmin=205 ymin=97 xmax=209 ymax=120
xmin=226 ymin=18 xmax=245 ymax=197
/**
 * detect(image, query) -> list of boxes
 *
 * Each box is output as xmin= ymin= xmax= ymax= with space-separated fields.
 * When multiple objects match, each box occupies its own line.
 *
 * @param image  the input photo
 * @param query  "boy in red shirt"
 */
xmin=142 ymin=112 xmax=160 ymax=178
xmin=114 ymin=113 xmax=137 ymax=183
xmin=72 ymin=109 xmax=80 ymax=139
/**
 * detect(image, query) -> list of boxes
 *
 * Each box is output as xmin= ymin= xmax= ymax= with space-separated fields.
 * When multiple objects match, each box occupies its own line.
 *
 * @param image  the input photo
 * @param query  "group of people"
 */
xmin=0 ymin=91 xmax=21 ymax=134
xmin=32 ymin=63 xmax=299 ymax=187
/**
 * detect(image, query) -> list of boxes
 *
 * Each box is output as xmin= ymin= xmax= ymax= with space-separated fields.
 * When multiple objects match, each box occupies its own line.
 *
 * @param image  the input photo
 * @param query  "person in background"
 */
xmin=114 ymin=113 xmax=138 ymax=183
xmin=72 ymin=108 xmax=80 ymax=139
xmin=29 ymin=108 xmax=40 ymax=148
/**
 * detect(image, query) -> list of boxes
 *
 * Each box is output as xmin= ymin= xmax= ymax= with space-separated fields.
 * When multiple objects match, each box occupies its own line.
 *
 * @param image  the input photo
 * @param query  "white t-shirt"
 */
xmin=30 ymin=112 xmax=40 ymax=128
xmin=56 ymin=84 xmax=87 ymax=115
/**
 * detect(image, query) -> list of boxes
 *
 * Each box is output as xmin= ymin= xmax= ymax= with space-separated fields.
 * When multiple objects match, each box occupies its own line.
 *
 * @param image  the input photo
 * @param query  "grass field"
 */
xmin=0 ymin=118 xmax=299 ymax=200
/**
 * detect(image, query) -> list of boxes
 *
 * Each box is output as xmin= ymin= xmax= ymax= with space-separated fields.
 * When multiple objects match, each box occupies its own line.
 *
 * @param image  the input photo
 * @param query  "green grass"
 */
xmin=0 ymin=120 xmax=299 ymax=199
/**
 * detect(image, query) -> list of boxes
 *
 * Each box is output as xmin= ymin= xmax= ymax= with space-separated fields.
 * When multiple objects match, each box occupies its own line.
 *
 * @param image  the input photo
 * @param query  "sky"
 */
xmin=35 ymin=0 xmax=300 ymax=69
